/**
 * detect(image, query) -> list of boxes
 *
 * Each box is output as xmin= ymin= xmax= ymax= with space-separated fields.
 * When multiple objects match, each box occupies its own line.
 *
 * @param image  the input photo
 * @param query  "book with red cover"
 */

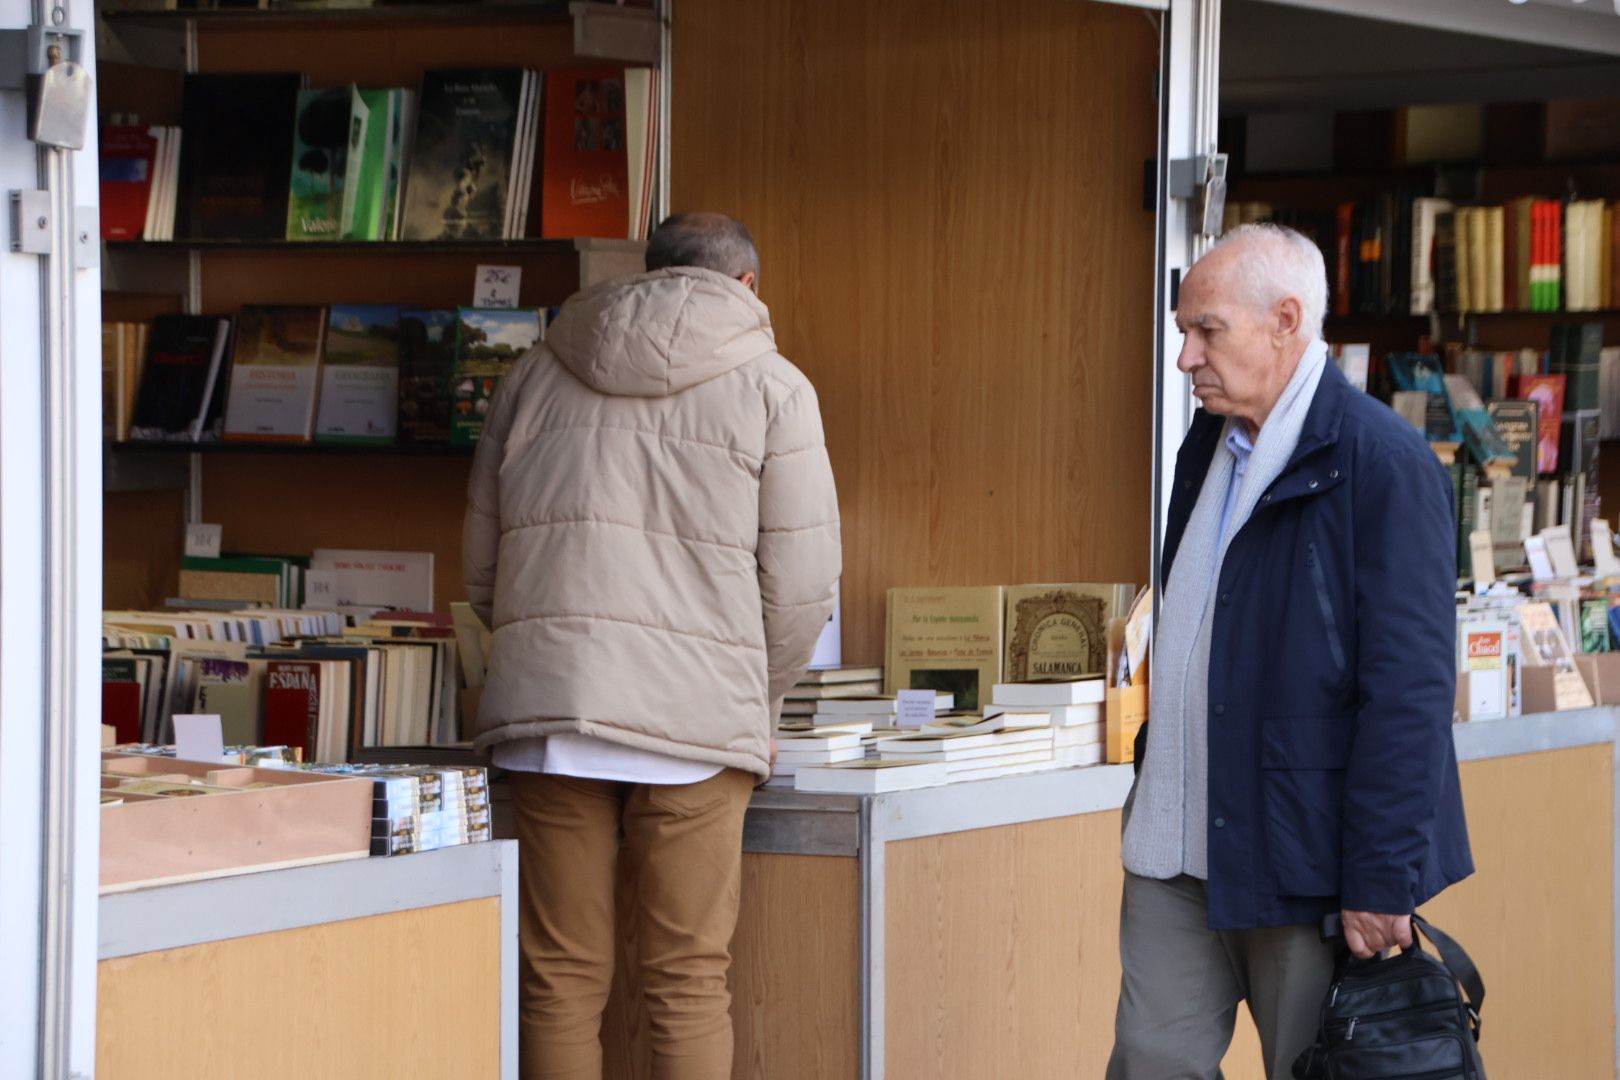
xmin=1334 ymin=202 xmax=1355 ymax=317
xmin=541 ymin=68 xmax=632 ymax=239
xmin=263 ymin=659 xmax=320 ymax=757
xmin=1515 ymin=373 xmax=1566 ymax=475
xmin=102 ymin=681 xmax=142 ymax=745
xmin=100 ymin=126 xmax=160 ymax=241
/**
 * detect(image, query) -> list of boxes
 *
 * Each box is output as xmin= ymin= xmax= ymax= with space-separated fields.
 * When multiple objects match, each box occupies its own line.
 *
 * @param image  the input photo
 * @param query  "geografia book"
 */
xmin=314 ymin=305 xmax=403 ymax=444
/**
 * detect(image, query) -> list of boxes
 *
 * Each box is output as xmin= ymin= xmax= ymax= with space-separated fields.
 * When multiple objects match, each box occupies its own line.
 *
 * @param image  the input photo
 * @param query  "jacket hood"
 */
xmin=546 ymin=267 xmax=778 ymax=397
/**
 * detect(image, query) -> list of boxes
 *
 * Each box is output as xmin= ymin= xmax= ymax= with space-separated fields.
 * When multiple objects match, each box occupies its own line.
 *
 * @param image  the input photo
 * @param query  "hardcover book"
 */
xmin=286 ymin=85 xmax=368 ymax=242
xmin=1485 ymin=400 xmax=1538 ymax=481
xmin=884 ymin=586 xmax=1006 ymax=713
xmin=449 ymin=307 xmax=542 ymax=445
xmin=1515 ymin=374 xmax=1566 ymax=475
xmin=263 ymin=660 xmax=321 ymax=758
xmin=222 ymin=305 xmax=327 ymax=443
xmin=178 ymin=72 xmax=301 ymax=240
xmin=401 ymin=68 xmax=528 ymax=241
xmin=397 ymin=309 xmax=457 ymax=443
xmin=1003 ymin=583 xmax=1135 ymax=683
xmin=314 ymin=305 xmax=403 ymax=443
xmin=130 ymin=314 xmax=233 ymax=442
xmin=99 ymin=125 xmax=160 ymax=241
xmin=541 ymin=67 xmax=637 ymax=239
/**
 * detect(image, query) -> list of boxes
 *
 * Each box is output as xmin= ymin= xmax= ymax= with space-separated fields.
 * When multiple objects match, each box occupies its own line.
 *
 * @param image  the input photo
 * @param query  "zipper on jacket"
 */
xmin=1306 ymin=541 xmax=1347 ymax=674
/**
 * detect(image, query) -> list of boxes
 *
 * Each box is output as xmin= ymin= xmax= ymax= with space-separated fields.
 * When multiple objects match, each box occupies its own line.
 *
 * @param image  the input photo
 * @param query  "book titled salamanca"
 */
xmin=314 ymin=305 xmax=403 ymax=443
xmin=1003 ymin=583 xmax=1135 ymax=683
xmin=401 ymin=69 xmax=529 ymax=241
xmin=223 ymin=305 xmax=327 ymax=443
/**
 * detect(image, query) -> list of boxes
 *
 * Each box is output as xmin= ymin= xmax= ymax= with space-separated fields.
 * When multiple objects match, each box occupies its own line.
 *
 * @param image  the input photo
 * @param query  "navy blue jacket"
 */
xmin=1148 ymin=360 xmax=1474 ymax=930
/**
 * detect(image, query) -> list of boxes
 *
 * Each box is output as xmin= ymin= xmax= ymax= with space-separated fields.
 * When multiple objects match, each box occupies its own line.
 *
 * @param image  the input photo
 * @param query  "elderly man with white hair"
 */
xmin=1107 ymin=224 xmax=1474 ymax=1079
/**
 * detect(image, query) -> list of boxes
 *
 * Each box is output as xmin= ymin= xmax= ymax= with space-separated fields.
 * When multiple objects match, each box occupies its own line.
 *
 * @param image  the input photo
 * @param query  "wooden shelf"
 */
xmin=110 ymin=440 xmax=475 ymax=459
xmin=105 ymin=237 xmax=640 ymax=255
xmin=101 ymin=1 xmax=575 ymax=27
xmin=1328 ymin=309 xmax=1620 ymax=324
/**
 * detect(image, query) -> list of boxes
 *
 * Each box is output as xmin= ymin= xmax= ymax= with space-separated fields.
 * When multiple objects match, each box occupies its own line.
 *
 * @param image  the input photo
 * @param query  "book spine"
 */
xmin=1335 ymin=202 xmax=1354 ymax=318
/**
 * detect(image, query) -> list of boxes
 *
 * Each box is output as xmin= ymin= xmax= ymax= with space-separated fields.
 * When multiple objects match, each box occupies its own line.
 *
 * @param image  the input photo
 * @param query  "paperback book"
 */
xmin=449 ymin=307 xmax=543 ymax=445
xmin=401 ymin=68 xmax=530 ymax=241
xmin=130 ymin=314 xmax=233 ymax=442
xmin=286 ymin=85 xmax=368 ymax=242
xmin=222 ymin=305 xmax=327 ymax=443
xmin=397 ymin=309 xmax=457 ymax=443
xmin=314 ymin=305 xmax=403 ymax=443
xmin=178 ymin=72 xmax=302 ymax=240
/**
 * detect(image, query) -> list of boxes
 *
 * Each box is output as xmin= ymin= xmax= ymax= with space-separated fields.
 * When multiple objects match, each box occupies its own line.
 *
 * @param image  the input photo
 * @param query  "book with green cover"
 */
xmin=449 ymin=307 xmax=542 ymax=446
xmin=285 ymin=85 xmax=368 ymax=241
xmin=397 ymin=309 xmax=456 ymax=443
xmin=344 ymin=88 xmax=400 ymax=241
xmin=314 ymin=305 xmax=403 ymax=444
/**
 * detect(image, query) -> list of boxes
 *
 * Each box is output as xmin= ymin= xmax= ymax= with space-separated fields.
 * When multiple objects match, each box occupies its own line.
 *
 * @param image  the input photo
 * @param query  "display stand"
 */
xmin=97 ymin=840 xmax=518 ymax=1078
xmin=594 ymin=712 xmax=1619 ymax=1079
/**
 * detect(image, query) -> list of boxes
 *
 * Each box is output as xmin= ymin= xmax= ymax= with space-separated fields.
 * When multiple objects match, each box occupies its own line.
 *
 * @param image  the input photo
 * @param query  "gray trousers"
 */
xmin=1106 ymin=873 xmax=1336 ymax=1080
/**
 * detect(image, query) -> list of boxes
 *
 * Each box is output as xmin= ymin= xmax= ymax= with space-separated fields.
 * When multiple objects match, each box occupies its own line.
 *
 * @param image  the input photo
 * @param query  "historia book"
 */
xmin=400 ymin=68 xmax=529 ymax=241
xmin=1002 ymin=583 xmax=1135 ymax=683
xmin=884 ymin=586 xmax=1005 ymax=713
xmin=449 ymin=307 xmax=543 ymax=445
xmin=314 ymin=305 xmax=403 ymax=443
xmin=222 ymin=305 xmax=327 ymax=443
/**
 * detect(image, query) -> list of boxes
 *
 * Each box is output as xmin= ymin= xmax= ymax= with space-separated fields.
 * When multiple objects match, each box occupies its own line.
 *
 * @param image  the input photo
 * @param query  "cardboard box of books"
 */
xmin=99 ymin=752 xmax=373 ymax=891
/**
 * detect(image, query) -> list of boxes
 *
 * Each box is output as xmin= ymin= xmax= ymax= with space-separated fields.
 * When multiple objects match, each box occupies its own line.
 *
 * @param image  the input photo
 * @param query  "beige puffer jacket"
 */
xmin=462 ymin=267 xmax=841 ymax=778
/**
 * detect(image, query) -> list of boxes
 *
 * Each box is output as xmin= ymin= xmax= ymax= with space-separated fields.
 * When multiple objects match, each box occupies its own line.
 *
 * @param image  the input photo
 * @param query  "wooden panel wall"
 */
xmin=96 ymin=898 xmax=501 ymax=1079
xmin=602 ymin=851 xmax=861 ymax=1080
xmin=672 ymin=0 xmax=1161 ymax=663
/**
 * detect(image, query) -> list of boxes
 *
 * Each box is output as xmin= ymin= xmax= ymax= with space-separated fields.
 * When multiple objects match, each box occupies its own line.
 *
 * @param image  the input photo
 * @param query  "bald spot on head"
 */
xmin=645 ymin=212 xmax=761 ymax=280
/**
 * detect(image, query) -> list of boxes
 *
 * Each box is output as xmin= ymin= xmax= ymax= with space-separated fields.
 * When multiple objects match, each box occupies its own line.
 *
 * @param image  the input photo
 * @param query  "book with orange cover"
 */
xmin=541 ymin=68 xmax=655 ymax=240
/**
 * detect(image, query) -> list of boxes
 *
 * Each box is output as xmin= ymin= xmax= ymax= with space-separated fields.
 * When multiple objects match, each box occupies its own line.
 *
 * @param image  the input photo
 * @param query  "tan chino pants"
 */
xmin=511 ymin=767 xmax=756 ymax=1080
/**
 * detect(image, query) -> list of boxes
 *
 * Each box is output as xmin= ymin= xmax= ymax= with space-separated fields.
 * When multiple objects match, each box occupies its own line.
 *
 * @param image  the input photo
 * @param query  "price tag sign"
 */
xmin=184 ymin=523 xmax=223 ymax=559
xmin=473 ymin=264 xmax=522 ymax=309
xmin=174 ymin=713 xmax=227 ymax=763
xmin=303 ymin=570 xmax=339 ymax=609
xmin=896 ymin=689 xmax=936 ymax=730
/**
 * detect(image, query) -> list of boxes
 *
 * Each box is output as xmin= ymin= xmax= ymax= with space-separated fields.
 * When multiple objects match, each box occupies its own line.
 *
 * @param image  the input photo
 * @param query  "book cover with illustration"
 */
xmin=99 ymin=125 xmax=160 ymax=240
xmin=1003 ymin=583 xmax=1135 ymax=683
xmin=286 ymin=85 xmax=368 ymax=241
xmin=398 ymin=309 xmax=457 ymax=443
xmin=541 ymin=67 xmax=635 ymax=239
xmin=884 ymin=586 xmax=1006 ymax=713
xmin=400 ymin=68 xmax=527 ymax=241
xmin=448 ymin=307 xmax=542 ymax=446
xmin=314 ymin=305 xmax=404 ymax=443
xmin=222 ymin=305 xmax=327 ymax=443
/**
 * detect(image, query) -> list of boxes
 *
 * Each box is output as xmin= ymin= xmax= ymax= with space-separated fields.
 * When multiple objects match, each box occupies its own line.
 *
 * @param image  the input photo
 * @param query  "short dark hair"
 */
xmin=645 ymin=212 xmax=761 ymax=279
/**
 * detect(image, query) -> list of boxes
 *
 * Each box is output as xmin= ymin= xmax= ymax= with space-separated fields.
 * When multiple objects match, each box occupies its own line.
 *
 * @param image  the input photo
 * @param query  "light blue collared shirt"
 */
xmin=1218 ymin=423 xmax=1254 ymax=547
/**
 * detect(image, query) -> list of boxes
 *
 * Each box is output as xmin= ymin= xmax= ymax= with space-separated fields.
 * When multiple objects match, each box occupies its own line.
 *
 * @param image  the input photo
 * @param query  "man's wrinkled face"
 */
xmin=1174 ymin=256 xmax=1286 ymax=429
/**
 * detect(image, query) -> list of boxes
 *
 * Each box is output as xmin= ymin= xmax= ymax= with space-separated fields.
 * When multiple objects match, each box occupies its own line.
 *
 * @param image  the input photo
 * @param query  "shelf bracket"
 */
xmin=1168 ymin=152 xmax=1229 ymax=238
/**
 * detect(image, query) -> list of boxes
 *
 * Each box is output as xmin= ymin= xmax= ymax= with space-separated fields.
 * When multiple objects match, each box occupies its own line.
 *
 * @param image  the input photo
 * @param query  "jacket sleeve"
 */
xmin=758 ymin=380 xmax=842 ymax=707
xmin=1340 ymin=446 xmax=1458 ymax=914
xmin=461 ymin=371 xmax=520 ymax=630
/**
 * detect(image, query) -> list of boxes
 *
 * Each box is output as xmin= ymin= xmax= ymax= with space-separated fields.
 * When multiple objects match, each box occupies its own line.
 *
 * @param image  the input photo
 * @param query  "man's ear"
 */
xmin=1274 ymin=296 xmax=1303 ymax=343
xmin=738 ymin=270 xmax=759 ymax=293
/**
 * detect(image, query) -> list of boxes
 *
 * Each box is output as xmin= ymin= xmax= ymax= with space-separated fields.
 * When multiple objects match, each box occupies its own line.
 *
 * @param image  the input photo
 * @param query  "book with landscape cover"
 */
xmin=314 ymin=305 xmax=403 ymax=443
xmin=449 ymin=307 xmax=542 ymax=445
xmin=884 ymin=586 xmax=1005 ymax=713
xmin=130 ymin=314 xmax=233 ymax=442
xmin=222 ymin=305 xmax=327 ymax=443
xmin=1003 ymin=583 xmax=1135 ymax=683
xmin=178 ymin=72 xmax=301 ymax=240
xmin=401 ymin=68 xmax=528 ymax=241
xmin=397 ymin=309 xmax=457 ymax=443
xmin=285 ymin=85 xmax=368 ymax=242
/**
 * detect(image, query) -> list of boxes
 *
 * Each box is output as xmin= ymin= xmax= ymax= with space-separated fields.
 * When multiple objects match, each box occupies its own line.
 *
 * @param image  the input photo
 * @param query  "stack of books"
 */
xmin=769 ymin=729 xmax=866 ymax=781
xmin=874 ymin=725 xmax=1055 ymax=783
xmin=306 ymin=763 xmax=491 ymax=856
xmin=808 ymin=691 xmax=953 ymax=730
xmin=792 ymin=759 xmax=949 ymax=795
xmin=781 ymin=665 xmax=883 ymax=720
xmin=986 ymin=678 xmax=1107 ymax=768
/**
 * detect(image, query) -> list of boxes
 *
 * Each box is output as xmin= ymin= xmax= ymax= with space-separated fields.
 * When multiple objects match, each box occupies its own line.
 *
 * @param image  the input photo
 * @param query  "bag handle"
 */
xmin=1319 ymin=912 xmax=1487 ymax=1029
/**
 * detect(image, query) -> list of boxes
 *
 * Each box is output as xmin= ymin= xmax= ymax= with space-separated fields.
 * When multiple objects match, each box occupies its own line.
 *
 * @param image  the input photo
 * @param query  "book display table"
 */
xmin=600 ymin=710 xmax=1619 ymax=1080
xmin=97 ymin=840 xmax=517 ymax=1079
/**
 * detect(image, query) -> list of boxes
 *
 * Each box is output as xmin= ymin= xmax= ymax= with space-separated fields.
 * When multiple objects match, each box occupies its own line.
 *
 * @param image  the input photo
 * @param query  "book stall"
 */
xmin=0 ymin=0 xmax=1604 ymax=1076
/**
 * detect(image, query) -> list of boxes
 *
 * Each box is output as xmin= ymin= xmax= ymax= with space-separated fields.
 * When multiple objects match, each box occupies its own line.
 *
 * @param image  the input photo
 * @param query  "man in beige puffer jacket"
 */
xmin=463 ymin=212 xmax=840 ymax=1080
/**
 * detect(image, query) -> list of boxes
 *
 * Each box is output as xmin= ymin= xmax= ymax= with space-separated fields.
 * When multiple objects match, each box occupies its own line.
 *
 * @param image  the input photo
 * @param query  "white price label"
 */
xmin=173 ymin=713 xmax=226 ymax=763
xmin=303 ymin=570 xmax=339 ymax=609
xmin=473 ymin=264 xmax=522 ymax=309
xmin=184 ymin=523 xmax=223 ymax=559
xmin=896 ymin=690 xmax=936 ymax=730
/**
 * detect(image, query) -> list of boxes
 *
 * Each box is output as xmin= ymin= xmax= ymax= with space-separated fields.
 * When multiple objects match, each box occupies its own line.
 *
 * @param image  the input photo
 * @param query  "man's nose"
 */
xmin=1176 ymin=338 xmax=1201 ymax=374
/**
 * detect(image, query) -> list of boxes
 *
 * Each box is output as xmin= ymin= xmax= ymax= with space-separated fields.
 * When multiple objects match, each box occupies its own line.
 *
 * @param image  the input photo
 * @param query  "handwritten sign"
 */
xmin=896 ymin=690 xmax=936 ymax=730
xmin=473 ymin=264 xmax=522 ymax=309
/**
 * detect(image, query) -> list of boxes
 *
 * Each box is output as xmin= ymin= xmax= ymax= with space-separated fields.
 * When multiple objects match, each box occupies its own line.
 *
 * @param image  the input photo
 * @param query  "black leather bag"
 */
xmin=1292 ymin=914 xmax=1487 ymax=1080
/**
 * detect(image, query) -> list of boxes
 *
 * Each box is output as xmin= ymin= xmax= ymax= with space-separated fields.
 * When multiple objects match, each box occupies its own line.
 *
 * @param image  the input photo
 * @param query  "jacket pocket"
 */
xmin=1261 ymin=714 xmax=1354 ymax=898
xmin=1306 ymin=541 xmax=1347 ymax=675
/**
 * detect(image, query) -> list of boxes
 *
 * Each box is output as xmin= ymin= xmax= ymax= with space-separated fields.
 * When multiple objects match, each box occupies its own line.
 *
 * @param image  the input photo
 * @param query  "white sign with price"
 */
xmin=174 ymin=714 xmax=227 ymax=763
xmin=184 ymin=523 xmax=223 ymax=559
xmin=473 ymin=265 xmax=522 ymax=309
xmin=896 ymin=690 xmax=937 ymax=730
xmin=304 ymin=570 xmax=339 ymax=609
